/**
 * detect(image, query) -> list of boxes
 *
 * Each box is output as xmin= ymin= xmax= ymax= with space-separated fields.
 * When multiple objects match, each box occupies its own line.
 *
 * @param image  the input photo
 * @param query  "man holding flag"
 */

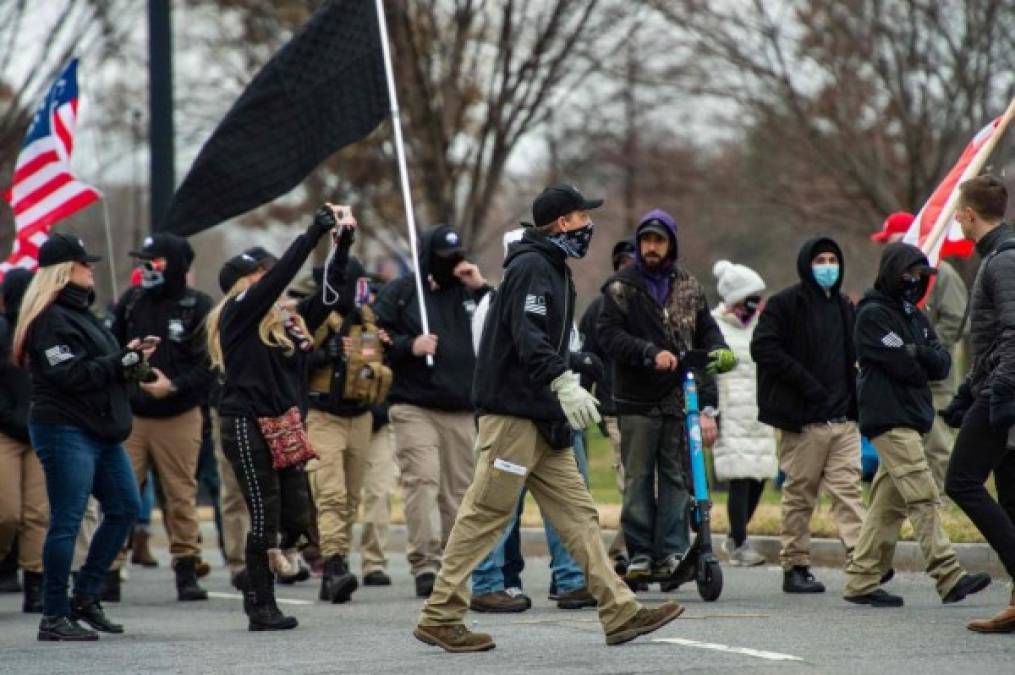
xmin=940 ymin=175 xmax=1015 ymax=633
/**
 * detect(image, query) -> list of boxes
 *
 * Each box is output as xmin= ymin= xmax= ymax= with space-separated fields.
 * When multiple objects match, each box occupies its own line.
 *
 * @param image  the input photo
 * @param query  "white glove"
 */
xmin=551 ymin=370 xmax=601 ymax=431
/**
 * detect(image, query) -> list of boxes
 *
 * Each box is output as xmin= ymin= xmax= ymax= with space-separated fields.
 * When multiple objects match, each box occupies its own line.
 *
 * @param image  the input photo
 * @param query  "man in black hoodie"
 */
xmin=598 ymin=210 xmax=733 ymax=583
xmin=374 ymin=225 xmax=491 ymax=597
xmin=844 ymin=242 xmax=989 ymax=607
xmin=414 ymin=184 xmax=682 ymax=653
xmin=110 ymin=233 xmax=214 ymax=602
xmin=0 ymin=269 xmax=47 ymax=613
xmin=750 ymin=237 xmax=866 ymax=593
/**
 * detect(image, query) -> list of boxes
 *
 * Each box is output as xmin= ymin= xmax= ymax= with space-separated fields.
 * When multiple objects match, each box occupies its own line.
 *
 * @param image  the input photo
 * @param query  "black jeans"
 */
xmin=619 ymin=413 xmax=690 ymax=561
xmin=727 ymin=478 xmax=765 ymax=547
xmin=945 ymin=397 xmax=1015 ymax=578
xmin=219 ymin=415 xmax=312 ymax=552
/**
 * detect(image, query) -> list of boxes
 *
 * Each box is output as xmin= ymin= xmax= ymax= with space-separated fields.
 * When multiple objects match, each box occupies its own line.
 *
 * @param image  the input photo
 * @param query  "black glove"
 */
xmin=939 ymin=381 xmax=974 ymax=429
xmin=572 ymin=351 xmax=604 ymax=384
xmin=307 ymin=206 xmax=338 ymax=240
xmin=989 ymin=379 xmax=1015 ymax=430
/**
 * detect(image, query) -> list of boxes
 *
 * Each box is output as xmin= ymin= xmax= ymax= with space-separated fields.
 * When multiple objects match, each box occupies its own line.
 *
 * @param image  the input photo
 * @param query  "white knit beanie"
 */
xmin=713 ymin=260 xmax=766 ymax=305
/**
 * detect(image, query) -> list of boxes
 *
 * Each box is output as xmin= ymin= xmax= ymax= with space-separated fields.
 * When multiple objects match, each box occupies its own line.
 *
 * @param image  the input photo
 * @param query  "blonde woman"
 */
xmin=208 ymin=204 xmax=351 ymax=631
xmin=15 ymin=234 xmax=157 ymax=642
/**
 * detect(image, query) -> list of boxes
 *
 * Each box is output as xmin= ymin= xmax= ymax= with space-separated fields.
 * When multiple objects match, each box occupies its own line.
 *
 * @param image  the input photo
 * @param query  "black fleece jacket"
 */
xmin=0 ymin=270 xmax=34 ymax=442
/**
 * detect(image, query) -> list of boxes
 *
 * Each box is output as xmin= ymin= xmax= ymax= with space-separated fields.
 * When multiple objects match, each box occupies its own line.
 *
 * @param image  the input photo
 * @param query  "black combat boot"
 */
xmin=70 ymin=594 xmax=124 ymax=633
xmin=22 ymin=570 xmax=43 ymax=613
xmin=174 ymin=556 xmax=209 ymax=601
xmin=245 ymin=550 xmax=298 ymax=631
xmin=319 ymin=554 xmax=358 ymax=604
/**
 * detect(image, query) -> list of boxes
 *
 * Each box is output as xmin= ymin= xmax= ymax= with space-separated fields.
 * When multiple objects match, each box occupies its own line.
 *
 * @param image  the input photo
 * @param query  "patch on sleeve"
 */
xmin=880 ymin=331 xmax=904 ymax=348
xmin=44 ymin=345 xmax=74 ymax=366
xmin=524 ymin=294 xmax=546 ymax=316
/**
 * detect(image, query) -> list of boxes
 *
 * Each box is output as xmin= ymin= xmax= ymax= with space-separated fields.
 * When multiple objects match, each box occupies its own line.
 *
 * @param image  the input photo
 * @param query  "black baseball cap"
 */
xmin=531 ymin=184 xmax=604 ymax=228
xmin=37 ymin=233 xmax=101 ymax=268
xmin=637 ymin=218 xmax=670 ymax=241
xmin=218 ymin=246 xmax=277 ymax=293
xmin=430 ymin=225 xmax=465 ymax=259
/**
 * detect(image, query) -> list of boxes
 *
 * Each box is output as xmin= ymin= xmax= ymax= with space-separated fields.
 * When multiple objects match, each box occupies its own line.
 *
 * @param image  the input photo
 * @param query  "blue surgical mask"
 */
xmin=812 ymin=263 xmax=839 ymax=290
xmin=549 ymin=222 xmax=595 ymax=259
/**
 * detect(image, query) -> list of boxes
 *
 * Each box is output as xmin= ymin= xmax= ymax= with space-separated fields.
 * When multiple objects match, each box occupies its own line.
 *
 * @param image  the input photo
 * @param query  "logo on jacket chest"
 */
xmin=168 ymin=318 xmax=186 ymax=342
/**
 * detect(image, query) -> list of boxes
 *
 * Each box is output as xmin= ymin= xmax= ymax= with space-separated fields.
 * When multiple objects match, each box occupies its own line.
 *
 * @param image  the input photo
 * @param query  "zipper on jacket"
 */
xmin=557 ymin=274 xmax=570 ymax=353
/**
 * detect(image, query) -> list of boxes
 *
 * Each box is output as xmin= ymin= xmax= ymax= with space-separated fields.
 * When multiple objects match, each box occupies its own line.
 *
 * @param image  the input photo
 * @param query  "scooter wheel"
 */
xmin=697 ymin=561 xmax=723 ymax=602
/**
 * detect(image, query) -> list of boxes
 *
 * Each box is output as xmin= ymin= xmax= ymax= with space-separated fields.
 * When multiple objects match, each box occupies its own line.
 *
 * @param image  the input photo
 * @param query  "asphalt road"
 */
xmin=1 ymin=546 xmax=1011 ymax=674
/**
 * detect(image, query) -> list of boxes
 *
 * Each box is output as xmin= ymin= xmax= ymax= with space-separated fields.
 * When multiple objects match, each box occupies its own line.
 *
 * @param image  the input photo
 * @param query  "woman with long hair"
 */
xmin=15 ymin=234 xmax=157 ymax=641
xmin=208 ymin=204 xmax=353 ymax=631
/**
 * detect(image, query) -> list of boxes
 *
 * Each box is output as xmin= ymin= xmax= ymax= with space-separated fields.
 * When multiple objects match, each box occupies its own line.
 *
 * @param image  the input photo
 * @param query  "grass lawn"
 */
xmin=384 ymin=427 xmax=987 ymax=544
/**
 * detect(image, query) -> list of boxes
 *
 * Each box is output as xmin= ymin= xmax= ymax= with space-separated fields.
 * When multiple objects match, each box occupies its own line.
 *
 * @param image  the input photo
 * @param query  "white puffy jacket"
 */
xmin=711 ymin=305 xmax=777 ymax=481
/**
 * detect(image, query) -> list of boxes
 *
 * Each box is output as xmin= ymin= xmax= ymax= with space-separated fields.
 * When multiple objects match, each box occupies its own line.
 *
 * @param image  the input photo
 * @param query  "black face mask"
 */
xmin=734 ymin=295 xmax=762 ymax=324
xmin=431 ymin=253 xmax=464 ymax=288
xmin=900 ymin=274 xmax=924 ymax=304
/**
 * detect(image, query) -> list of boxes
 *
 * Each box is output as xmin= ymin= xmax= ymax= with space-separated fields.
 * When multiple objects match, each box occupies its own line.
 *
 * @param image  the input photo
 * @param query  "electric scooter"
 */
xmin=665 ymin=368 xmax=723 ymax=601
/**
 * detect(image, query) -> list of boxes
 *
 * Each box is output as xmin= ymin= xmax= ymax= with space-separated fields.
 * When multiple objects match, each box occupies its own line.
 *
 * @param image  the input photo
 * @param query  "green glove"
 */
xmin=706 ymin=348 xmax=738 ymax=375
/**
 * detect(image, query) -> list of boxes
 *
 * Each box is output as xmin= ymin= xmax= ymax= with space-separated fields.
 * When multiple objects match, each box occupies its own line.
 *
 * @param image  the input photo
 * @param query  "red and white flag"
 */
xmin=1 ymin=59 xmax=100 ymax=277
xmin=901 ymin=118 xmax=1005 ymax=266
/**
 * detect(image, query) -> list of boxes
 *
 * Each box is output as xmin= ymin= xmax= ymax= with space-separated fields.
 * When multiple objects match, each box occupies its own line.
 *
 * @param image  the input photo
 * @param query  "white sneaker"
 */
xmin=730 ymin=542 xmax=765 ymax=567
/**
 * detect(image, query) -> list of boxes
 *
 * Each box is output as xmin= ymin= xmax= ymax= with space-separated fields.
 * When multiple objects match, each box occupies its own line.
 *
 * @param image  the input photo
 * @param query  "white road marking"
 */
xmin=206 ymin=591 xmax=314 ymax=606
xmin=652 ymin=638 xmax=804 ymax=662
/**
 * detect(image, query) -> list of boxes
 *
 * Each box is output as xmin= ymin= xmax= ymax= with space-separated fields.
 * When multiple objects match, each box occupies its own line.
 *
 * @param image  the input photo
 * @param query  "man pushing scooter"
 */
xmin=598 ymin=209 xmax=736 ymax=587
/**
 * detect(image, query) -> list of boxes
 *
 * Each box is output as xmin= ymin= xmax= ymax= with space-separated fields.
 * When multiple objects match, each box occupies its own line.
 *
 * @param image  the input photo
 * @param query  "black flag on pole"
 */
xmin=159 ymin=0 xmax=389 ymax=236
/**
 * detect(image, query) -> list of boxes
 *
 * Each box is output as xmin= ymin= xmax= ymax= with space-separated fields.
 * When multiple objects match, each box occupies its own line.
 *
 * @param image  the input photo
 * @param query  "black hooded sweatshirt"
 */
xmin=472 ymin=229 xmax=573 ymax=422
xmin=0 ymin=269 xmax=34 ymax=442
xmin=750 ymin=237 xmax=858 ymax=432
xmin=374 ymin=226 xmax=490 ymax=412
xmin=112 ymin=235 xmax=214 ymax=418
xmin=855 ymin=243 xmax=951 ymax=439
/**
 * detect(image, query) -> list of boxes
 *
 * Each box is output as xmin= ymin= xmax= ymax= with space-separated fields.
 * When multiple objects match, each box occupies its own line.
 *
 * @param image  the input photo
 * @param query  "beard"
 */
xmin=642 ymin=254 xmax=663 ymax=270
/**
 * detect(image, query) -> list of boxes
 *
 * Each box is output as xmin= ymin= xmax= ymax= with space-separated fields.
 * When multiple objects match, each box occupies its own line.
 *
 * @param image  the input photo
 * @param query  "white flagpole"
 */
xmin=373 ymin=0 xmax=434 ymax=367
xmin=921 ymin=96 xmax=1015 ymax=256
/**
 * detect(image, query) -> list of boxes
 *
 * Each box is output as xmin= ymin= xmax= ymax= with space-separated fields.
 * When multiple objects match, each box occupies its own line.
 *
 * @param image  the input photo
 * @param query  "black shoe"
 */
xmin=0 ymin=568 xmax=22 ymax=593
xmin=613 ymin=555 xmax=630 ymax=576
xmin=415 ymin=572 xmax=436 ymax=598
xmin=319 ymin=555 xmax=358 ymax=604
xmin=38 ymin=615 xmax=99 ymax=642
xmin=557 ymin=587 xmax=597 ymax=610
xmin=99 ymin=570 xmax=121 ymax=603
xmin=22 ymin=570 xmax=43 ymax=614
xmin=845 ymin=589 xmax=904 ymax=607
xmin=943 ymin=573 xmax=991 ymax=604
xmin=783 ymin=566 xmax=825 ymax=593
xmin=245 ymin=556 xmax=298 ymax=631
xmin=625 ymin=556 xmax=653 ymax=582
xmin=70 ymin=595 xmax=124 ymax=633
xmin=880 ymin=568 xmax=895 ymax=585
xmin=363 ymin=570 xmax=391 ymax=587
xmin=231 ymin=569 xmax=250 ymax=592
xmin=174 ymin=556 xmax=209 ymax=601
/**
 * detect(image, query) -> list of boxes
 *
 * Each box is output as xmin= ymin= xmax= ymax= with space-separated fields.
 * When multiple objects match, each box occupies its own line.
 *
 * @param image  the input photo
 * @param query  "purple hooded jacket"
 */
xmin=634 ymin=209 xmax=678 ymax=306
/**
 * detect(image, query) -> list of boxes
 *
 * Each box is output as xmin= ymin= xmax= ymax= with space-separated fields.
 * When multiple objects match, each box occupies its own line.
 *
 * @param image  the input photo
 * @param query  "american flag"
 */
xmin=901 ymin=117 xmax=1002 ymax=267
xmin=1 ymin=59 xmax=100 ymax=277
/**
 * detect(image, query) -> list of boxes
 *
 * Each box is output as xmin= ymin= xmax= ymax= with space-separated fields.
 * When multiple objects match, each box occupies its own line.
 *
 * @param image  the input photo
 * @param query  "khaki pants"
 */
xmin=603 ymin=416 xmax=626 ymax=559
xmin=845 ymin=428 xmax=964 ymax=598
xmin=360 ymin=422 xmax=396 ymax=574
xmin=74 ymin=499 xmax=99 ymax=570
xmin=779 ymin=421 xmax=865 ymax=568
xmin=211 ymin=407 xmax=248 ymax=572
xmin=0 ymin=433 xmax=48 ymax=573
xmin=306 ymin=409 xmax=372 ymax=558
xmin=419 ymin=415 xmax=640 ymax=634
xmin=123 ymin=409 xmax=203 ymax=560
xmin=925 ymin=385 xmax=956 ymax=494
xmin=389 ymin=404 xmax=476 ymax=577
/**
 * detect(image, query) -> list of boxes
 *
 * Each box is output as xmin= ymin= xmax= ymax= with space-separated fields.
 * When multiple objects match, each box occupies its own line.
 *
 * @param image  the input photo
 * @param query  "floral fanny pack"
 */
xmin=257 ymin=406 xmax=318 ymax=470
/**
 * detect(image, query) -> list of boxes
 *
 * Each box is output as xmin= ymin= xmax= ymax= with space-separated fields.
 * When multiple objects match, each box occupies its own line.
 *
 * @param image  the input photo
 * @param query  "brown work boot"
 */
xmin=470 ymin=590 xmax=529 ymax=613
xmin=605 ymin=601 xmax=684 ymax=646
xmin=968 ymin=589 xmax=1015 ymax=634
xmin=130 ymin=528 xmax=158 ymax=568
xmin=413 ymin=623 xmax=495 ymax=653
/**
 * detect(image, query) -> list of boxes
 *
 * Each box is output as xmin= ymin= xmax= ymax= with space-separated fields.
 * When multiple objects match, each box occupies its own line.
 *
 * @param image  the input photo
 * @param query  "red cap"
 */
xmin=871 ymin=211 xmax=915 ymax=242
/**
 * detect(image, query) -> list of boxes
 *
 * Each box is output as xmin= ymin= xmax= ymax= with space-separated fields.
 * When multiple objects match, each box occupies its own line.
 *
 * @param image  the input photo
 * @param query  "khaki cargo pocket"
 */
xmin=888 ymin=459 xmax=937 ymax=505
xmin=475 ymin=452 xmax=526 ymax=514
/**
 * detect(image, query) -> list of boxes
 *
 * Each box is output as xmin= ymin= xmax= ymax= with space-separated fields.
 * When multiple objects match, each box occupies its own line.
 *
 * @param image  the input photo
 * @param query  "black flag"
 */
xmin=159 ymin=0 xmax=389 ymax=236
